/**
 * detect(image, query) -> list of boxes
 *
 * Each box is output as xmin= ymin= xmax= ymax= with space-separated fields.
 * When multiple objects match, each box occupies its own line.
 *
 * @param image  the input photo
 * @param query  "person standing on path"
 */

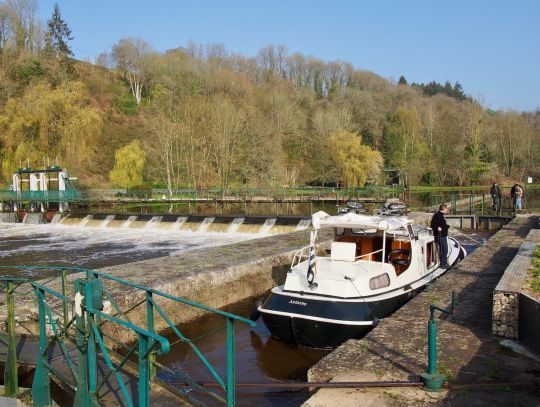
xmin=515 ymin=184 xmax=524 ymax=210
xmin=430 ymin=203 xmax=450 ymax=268
xmin=490 ymin=182 xmax=501 ymax=211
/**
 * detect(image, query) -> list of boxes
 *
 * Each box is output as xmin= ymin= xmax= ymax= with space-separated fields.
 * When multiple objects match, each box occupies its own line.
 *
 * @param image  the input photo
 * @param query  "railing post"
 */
xmin=85 ymin=280 xmax=98 ymax=405
xmin=61 ymin=268 xmax=69 ymax=330
xmin=138 ymin=334 xmax=150 ymax=407
xmin=74 ymin=279 xmax=89 ymax=407
xmin=146 ymin=291 xmax=156 ymax=380
xmin=4 ymin=281 xmax=18 ymax=397
xmin=32 ymin=287 xmax=51 ymax=407
xmin=420 ymin=291 xmax=456 ymax=391
xmin=226 ymin=317 xmax=236 ymax=407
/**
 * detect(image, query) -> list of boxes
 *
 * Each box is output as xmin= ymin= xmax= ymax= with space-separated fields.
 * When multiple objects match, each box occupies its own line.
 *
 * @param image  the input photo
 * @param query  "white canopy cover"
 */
xmin=311 ymin=211 xmax=413 ymax=231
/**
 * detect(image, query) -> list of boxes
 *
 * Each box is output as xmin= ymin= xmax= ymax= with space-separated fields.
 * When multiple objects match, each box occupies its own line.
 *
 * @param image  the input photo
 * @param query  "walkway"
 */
xmin=305 ymin=214 xmax=540 ymax=406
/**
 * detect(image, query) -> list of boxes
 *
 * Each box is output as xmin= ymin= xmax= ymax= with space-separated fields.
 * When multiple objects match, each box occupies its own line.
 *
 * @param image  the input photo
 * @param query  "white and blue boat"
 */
xmin=258 ymin=211 xmax=466 ymax=348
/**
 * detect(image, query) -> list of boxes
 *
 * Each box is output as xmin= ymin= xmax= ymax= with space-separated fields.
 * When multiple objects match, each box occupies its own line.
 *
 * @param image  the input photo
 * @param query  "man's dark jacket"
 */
xmin=430 ymin=211 xmax=449 ymax=237
xmin=490 ymin=185 xmax=501 ymax=197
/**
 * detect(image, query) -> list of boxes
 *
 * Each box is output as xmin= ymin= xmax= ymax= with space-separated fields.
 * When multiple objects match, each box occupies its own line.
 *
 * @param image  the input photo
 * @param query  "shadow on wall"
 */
xmin=272 ymin=264 xmax=290 ymax=286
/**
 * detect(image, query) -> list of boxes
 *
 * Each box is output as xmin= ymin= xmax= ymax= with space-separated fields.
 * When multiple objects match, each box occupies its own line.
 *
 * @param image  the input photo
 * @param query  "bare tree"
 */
xmin=111 ymin=37 xmax=155 ymax=104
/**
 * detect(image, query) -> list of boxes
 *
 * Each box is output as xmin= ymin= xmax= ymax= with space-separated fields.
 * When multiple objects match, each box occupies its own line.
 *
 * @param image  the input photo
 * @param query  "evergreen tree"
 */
xmin=45 ymin=3 xmax=73 ymax=59
xmin=398 ymin=75 xmax=408 ymax=85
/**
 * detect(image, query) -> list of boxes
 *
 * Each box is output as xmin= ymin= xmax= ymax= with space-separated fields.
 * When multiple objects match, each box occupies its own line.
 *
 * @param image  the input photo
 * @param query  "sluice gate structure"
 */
xmin=0 ymin=166 xmax=84 ymax=220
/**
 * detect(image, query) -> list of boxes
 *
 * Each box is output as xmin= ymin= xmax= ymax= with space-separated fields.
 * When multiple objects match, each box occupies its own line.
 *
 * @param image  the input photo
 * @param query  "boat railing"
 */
xmin=291 ymin=245 xmax=311 ymax=268
xmin=354 ymin=248 xmax=384 ymax=263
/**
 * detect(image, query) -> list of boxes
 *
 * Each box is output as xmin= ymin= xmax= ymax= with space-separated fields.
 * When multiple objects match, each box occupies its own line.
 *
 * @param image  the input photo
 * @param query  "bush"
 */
xmin=12 ymin=60 xmax=45 ymax=84
xmin=127 ymin=184 xmax=153 ymax=198
xmin=113 ymin=94 xmax=138 ymax=115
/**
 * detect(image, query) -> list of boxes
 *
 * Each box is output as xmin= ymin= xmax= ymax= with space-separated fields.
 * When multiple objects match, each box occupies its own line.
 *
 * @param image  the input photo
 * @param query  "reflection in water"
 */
xmin=157 ymin=297 xmax=329 ymax=407
xmin=82 ymin=187 xmax=540 ymax=216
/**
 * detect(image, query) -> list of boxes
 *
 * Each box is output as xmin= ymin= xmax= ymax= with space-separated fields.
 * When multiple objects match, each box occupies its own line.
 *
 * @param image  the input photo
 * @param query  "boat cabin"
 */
xmin=312 ymin=211 xmax=439 ymax=277
xmin=333 ymin=226 xmax=413 ymax=275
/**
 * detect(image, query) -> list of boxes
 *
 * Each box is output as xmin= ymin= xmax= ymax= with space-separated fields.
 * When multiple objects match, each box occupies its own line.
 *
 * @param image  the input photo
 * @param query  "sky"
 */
xmin=37 ymin=0 xmax=540 ymax=112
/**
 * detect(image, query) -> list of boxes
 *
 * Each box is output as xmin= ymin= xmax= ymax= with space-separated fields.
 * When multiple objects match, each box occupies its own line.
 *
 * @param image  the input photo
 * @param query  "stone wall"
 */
xmin=492 ymin=292 xmax=519 ymax=338
xmin=492 ymin=228 xmax=539 ymax=339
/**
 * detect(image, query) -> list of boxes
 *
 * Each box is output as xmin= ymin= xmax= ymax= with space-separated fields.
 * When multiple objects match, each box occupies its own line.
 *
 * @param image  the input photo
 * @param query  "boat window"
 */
xmin=392 ymin=227 xmax=410 ymax=241
xmin=351 ymin=228 xmax=377 ymax=235
xmin=369 ymin=273 xmax=390 ymax=290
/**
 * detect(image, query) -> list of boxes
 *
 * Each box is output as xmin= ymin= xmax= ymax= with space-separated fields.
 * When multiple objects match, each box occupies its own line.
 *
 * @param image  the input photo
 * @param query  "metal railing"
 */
xmin=0 ymin=190 xmax=84 ymax=202
xmin=0 ymin=265 xmax=255 ymax=406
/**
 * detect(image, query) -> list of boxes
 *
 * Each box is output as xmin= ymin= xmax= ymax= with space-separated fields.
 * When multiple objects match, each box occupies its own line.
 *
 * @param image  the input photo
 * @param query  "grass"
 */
xmin=426 ymin=293 xmax=442 ymax=305
xmin=528 ymin=245 xmax=540 ymax=293
xmin=383 ymin=390 xmax=407 ymax=405
xmin=438 ymin=362 xmax=455 ymax=381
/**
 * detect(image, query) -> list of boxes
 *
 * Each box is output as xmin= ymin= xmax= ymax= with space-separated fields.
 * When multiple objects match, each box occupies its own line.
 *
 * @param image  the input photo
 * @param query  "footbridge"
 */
xmin=0 ymin=266 xmax=255 ymax=406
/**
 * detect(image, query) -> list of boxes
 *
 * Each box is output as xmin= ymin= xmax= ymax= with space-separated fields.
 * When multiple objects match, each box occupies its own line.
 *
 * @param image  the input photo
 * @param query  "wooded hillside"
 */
xmin=0 ymin=1 xmax=538 ymax=190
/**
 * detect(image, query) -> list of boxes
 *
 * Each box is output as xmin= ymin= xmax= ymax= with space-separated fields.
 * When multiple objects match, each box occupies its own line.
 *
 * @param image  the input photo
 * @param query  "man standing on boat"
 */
xmin=431 ymin=204 xmax=450 ymax=268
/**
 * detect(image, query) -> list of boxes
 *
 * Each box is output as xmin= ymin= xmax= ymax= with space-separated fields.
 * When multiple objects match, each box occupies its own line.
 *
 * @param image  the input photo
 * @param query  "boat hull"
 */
xmin=259 ymin=290 xmax=412 ymax=348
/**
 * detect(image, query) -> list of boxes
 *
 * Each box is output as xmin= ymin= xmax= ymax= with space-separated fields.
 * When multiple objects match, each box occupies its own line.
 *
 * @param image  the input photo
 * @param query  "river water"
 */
xmin=0 ymin=222 xmax=255 ymax=273
xmin=0 ymin=218 xmax=494 ymax=406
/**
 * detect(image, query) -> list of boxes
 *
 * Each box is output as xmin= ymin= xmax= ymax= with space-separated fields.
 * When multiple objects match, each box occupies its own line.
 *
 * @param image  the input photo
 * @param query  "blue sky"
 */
xmin=37 ymin=1 xmax=539 ymax=111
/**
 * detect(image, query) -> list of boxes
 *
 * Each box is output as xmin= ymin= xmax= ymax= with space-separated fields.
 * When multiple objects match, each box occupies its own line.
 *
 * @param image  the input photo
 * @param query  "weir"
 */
xmin=58 ymin=213 xmax=312 ymax=235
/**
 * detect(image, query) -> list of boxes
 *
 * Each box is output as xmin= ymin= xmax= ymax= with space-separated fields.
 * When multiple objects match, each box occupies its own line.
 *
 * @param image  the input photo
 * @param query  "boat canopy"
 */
xmin=311 ymin=211 xmax=413 ymax=231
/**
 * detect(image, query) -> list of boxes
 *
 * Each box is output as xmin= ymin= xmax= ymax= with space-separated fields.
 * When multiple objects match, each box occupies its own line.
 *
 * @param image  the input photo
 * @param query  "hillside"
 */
xmin=0 ymin=3 xmax=538 ymax=190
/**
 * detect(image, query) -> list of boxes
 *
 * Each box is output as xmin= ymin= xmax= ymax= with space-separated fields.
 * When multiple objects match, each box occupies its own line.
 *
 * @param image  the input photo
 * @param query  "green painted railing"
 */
xmin=0 ymin=190 xmax=84 ymax=202
xmin=0 ymin=265 xmax=255 ymax=406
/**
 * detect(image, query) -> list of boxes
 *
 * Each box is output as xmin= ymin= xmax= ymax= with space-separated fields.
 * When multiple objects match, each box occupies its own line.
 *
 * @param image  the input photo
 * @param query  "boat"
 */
xmin=258 ymin=211 xmax=466 ymax=348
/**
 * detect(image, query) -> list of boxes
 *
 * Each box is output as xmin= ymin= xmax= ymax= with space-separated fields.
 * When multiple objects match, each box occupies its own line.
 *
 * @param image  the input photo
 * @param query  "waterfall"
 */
xmin=145 ymin=216 xmax=163 ymax=229
xmin=80 ymin=214 xmax=93 ymax=226
xmin=22 ymin=213 xmax=46 ymax=224
xmin=198 ymin=217 xmax=215 ymax=232
xmin=259 ymin=218 xmax=276 ymax=234
xmin=0 ymin=212 xmax=18 ymax=223
xmin=101 ymin=215 xmax=115 ymax=227
xmin=227 ymin=218 xmax=245 ymax=233
xmin=122 ymin=215 xmax=138 ymax=229
xmin=173 ymin=216 xmax=188 ymax=230
xmin=51 ymin=213 xmax=62 ymax=224
xmin=296 ymin=219 xmax=311 ymax=231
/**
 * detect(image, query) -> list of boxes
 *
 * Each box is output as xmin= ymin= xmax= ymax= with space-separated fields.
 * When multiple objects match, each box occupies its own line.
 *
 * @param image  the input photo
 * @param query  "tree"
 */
xmin=5 ymin=0 xmax=37 ymax=51
xmin=111 ymin=37 xmax=155 ymax=104
xmin=0 ymin=80 xmax=103 ymax=181
xmin=44 ymin=3 xmax=73 ymax=60
xmin=327 ymin=130 xmax=383 ymax=187
xmin=382 ymin=106 xmax=427 ymax=187
xmin=398 ymin=75 xmax=408 ymax=85
xmin=109 ymin=140 xmax=146 ymax=188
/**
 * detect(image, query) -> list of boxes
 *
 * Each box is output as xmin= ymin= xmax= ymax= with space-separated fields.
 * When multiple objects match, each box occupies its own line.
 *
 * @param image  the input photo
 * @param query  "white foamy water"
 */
xmin=0 ymin=222 xmax=258 ymax=271
xmin=260 ymin=218 xmax=276 ymax=234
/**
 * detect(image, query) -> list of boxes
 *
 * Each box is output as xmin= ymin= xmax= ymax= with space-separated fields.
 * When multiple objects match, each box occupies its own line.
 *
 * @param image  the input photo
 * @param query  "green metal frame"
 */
xmin=0 ymin=277 xmax=29 ymax=397
xmin=0 ymin=190 xmax=83 ymax=203
xmin=420 ymin=291 xmax=458 ymax=391
xmin=0 ymin=265 xmax=256 ymax=406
